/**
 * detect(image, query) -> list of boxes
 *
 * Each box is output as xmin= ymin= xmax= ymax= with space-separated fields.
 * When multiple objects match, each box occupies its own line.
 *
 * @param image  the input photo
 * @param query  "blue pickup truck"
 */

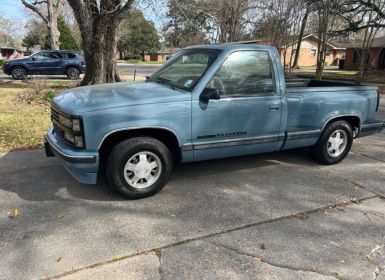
xmin=45 ymin=44 xmax=384 ymax=199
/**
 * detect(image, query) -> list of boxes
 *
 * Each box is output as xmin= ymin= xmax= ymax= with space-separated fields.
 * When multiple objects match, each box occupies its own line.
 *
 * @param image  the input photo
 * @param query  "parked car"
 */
xmin=45 ymin=44 xmax=384 ymax=199
xmin=2 ymin=50 xmax=86 ymax=80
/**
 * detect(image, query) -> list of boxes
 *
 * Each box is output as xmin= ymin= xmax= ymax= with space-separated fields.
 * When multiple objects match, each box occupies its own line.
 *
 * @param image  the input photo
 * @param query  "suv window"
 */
xmin=33 ymin=52 xmax=61 ymax=60
xmin=61 ymin=52 xmax=77 ymax=59
xmin=206 ymin=51 xmax=275 ymax=97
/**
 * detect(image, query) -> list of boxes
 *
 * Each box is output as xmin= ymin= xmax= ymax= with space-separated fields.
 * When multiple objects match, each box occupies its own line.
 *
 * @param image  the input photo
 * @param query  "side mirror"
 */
xmin=200 ymin=88 xmax=220 ymax=102
xmin=32 ymin=57 xmax=36 ymax=61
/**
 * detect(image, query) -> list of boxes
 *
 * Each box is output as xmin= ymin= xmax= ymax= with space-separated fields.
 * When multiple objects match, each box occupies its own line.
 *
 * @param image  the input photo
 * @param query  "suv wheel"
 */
xmin=106 ymin=137 xmax=173 ymax=199
xmin=66 ymin=67 xmax=80 ymax=80
xmin=310 ymin=120 xmax=353 ymax=165
xmin=11 ymin=67 xmax=27 ymax=80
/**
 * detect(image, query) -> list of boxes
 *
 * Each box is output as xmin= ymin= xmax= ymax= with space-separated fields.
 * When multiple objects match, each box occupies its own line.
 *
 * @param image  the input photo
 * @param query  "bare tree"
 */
xmin=21 ymin=0 xmax=63 ymax=50
xmin=0 ymin=16 xmax=23 ymax=46
xmin=202 ymin=0 xmax=251 ymax=43
xmin=65 ymin=0 xmax=134 ymax=85
xmin=314 ymin=0 xmax=339 ymax=80
xmin=292 ymin=1 xmax=312 ymax=68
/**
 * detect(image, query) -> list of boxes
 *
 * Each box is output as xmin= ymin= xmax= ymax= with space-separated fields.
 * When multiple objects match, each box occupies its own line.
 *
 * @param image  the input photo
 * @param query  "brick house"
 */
xmin=342 ymin=36 xmax=385 ymax=71
xmin=235 ymin=34 xmax=346 ymax=68
xmin=143 ymin=47 xmax=181 ymax=62
xmin=0 ymin=45 xmax=30 ymax=59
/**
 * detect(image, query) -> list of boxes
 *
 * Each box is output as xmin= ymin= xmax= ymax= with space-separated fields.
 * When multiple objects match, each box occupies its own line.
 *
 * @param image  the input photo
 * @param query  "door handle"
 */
xmin=269 ymin=105 xmax=280 ymax=111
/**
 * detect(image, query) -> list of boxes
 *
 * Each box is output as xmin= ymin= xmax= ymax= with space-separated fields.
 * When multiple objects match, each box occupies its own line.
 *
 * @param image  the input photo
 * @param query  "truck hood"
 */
xmin=52 ymin=82 xmax=191 ymax=114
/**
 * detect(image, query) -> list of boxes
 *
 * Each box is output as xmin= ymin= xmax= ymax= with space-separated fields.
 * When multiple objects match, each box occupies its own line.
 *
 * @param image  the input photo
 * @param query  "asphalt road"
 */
xmin=117 ymin=63 xmax=161 ymax=76
xmin=0 ymin=63 xmax=161 ymax=80
xmin=0 ymin=101 xmax=384 ymax=280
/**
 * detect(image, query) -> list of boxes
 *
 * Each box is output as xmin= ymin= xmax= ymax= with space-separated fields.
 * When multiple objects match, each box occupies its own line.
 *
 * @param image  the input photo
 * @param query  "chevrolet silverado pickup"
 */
xmin=45 ymin=44 xmax=384 ymax=199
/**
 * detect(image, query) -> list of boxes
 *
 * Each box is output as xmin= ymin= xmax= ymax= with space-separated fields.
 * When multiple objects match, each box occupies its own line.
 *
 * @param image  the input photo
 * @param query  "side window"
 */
xmin=206 ymin=51 xmax=275 ymax=97
xmin=33 ymin=52 xmax=50 ymax=60
xmin=67 ymin=53 xmax=76 ymax=59
xmin=49 ymin=52 xmax=62 ymax=59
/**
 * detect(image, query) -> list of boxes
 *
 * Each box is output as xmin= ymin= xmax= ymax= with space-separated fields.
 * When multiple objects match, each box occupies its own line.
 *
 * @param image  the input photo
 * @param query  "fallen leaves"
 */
xmin=7 ymin=208 xmax=20 ymax=219
xmin=2 ymin=241 xmax=8 ymax=248
xmin=335 ymin=272 xmax=343 ymax=277
xmin=366 ymin=245 xmax=384 ymax=261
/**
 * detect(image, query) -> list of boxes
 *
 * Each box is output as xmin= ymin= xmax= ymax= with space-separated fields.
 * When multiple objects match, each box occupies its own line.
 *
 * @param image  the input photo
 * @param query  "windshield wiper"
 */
xmin=152 ymin=77 xmax=176 ymax=90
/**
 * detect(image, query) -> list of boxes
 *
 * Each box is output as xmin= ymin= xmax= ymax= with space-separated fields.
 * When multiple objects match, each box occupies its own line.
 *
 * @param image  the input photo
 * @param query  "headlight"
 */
xmin=59 ymin=115 xmax=72 ymax=127
xmin=72 ymin=119 xmax=82 ymax=132
xmin=64 ymin=130 xmax=84 ymax=148
xmin=58 ymin=115 xmax=82 ymax=132
xmin=52 ymin=107 xmax=85 ymax=148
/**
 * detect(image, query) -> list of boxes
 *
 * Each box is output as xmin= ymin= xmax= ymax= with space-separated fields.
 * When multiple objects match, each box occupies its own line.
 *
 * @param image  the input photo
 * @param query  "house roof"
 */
xmin=157 ymin=47 xmax=181 ymax=54
xmin=337 ymin=36 xmax=385 ymax=48
xmin=232 ymin=34 xmax=346 ymax=50
xmin=0 ymin=45 xmax=26 ymax=51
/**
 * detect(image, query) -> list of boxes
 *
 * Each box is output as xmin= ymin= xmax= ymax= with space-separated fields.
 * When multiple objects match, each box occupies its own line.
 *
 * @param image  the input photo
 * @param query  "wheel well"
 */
xmin=324 ymin=116 xmax=361 ymax=132
xmin=99 ymin=128 xmax=182 ymax=166
xmin=65 ymin=65 xmax=80 ymax=73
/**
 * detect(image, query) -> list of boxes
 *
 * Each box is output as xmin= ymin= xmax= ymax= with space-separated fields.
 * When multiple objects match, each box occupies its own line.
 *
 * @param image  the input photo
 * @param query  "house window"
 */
xmin=353 ymin=49 xmax=361 ymax=64
xmin=325 ymin=49 xmax=331 ymax=56
xmin=311 ymin=48 xmax=317 ymax=57
xmin=353 ymin=48 xmax=371 ymax=64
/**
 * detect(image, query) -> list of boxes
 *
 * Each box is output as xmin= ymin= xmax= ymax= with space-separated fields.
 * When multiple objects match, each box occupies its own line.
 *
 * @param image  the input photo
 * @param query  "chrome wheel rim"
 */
xmin=13 ymin=68 xmax=25 ymax=79
xmin=123 ymin=151 xmax=162 ymax=189
xmin=327 ymin=130 xmax=347 ymax=157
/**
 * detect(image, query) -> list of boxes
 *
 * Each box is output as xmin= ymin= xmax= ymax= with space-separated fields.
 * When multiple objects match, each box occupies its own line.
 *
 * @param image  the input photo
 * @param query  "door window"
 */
xmin=206 ymin=51 xmax=275 ymax=97
xmin=33 ymin=52 xmax=51 ymax=60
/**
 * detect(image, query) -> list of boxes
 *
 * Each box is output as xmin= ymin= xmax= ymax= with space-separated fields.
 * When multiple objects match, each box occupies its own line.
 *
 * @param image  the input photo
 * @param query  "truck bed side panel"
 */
xmin=282 ymin=87 xmax=378 ymax=150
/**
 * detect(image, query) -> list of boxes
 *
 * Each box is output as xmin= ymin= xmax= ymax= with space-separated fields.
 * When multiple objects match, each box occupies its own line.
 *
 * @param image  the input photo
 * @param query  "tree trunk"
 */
xmin=79 ymin=15 xmax=121 ymax=85
xmin=47 ymin=0 xmax=60 ymax=50
xmin=292 ymin=5 xmax=309 ymax=68
xmin=21 ymin=0 xmax=61 ymax=50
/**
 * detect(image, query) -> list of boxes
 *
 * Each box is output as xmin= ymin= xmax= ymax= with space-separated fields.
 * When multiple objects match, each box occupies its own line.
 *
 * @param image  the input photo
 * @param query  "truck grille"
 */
xmin=51 ymin=107 xmax=68 ymax=144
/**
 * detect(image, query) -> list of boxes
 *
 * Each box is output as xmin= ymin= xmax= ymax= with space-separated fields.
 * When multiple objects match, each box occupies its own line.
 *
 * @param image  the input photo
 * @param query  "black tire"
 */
xmin=66 ymin=67 xmax=80 ymax=80
xmin=11 ymin=67 xmax=27 ymax=80
xmin=310 ymin=120 xmax=353 ymax=165
xmin=106 ymin=137 xmax=173 ymax=199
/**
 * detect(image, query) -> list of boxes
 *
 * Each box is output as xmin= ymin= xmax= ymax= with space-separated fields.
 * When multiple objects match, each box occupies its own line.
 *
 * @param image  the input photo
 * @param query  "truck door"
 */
xmin=192 ymin=50 xmax=282 ymax=161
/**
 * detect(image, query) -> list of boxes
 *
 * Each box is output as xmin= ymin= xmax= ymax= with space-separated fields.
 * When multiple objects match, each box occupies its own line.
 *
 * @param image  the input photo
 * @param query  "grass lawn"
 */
xmin=120 ymin=59 xmax=164 ymax=65
xmin=0 ymin=79 xmax=77 ymax=152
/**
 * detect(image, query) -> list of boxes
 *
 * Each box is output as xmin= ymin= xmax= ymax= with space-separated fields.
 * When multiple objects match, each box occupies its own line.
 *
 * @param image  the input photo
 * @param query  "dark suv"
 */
xmin=2 ymin=50 xmax=86 ymax=80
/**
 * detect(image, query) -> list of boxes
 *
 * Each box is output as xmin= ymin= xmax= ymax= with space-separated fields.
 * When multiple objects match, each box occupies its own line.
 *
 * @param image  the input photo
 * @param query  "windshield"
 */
xmin=149 ymin=48 xmax=222 ymax=91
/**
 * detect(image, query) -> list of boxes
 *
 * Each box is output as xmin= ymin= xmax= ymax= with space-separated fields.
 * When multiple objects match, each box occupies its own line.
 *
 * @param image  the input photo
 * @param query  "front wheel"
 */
xmin=11 ymin=67 xmax=27 ymax=80
xmin=106 ymin=137 xmax=173 ymax=199
xmin=66 ymin=67 xmax=80 ymax=80
xmin=310 ymin=120 xmax=353 ymax=165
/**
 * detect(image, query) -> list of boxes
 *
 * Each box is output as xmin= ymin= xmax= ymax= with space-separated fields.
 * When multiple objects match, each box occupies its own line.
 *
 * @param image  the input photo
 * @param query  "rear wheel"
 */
xmin=106 ymin=137 xmax=173 ymax=199
xmin=310 ymin=120 xmax=353 ymax=165
xmin=66 ymin=67 xmax=80 ymax=80
xmin=11 ymin=67 xmax=27 ymax=80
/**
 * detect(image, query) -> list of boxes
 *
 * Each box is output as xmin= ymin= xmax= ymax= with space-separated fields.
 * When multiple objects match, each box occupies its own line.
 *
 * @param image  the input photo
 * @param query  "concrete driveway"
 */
xmin=0 ymin=102 xmax=384 ymax=280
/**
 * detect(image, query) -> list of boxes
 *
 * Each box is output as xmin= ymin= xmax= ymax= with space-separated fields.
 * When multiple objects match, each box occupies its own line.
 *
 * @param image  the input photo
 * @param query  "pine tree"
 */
xmin=57 ymin=15 xmax=79 ymax=50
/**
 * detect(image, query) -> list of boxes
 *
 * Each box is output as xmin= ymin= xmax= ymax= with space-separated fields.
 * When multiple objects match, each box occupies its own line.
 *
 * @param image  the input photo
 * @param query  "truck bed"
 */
xmin=282 ymin=78 xmax=380 ymax=150
xmin=286 ymin=79 xmax=371 ymax=89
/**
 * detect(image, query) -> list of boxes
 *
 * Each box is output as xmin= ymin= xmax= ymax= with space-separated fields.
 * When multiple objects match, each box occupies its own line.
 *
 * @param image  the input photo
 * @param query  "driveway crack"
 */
xmin=154 ymin=249 xmax=164 ymax=280
xmin=211 ymin=240 xmax=339 ymax=279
